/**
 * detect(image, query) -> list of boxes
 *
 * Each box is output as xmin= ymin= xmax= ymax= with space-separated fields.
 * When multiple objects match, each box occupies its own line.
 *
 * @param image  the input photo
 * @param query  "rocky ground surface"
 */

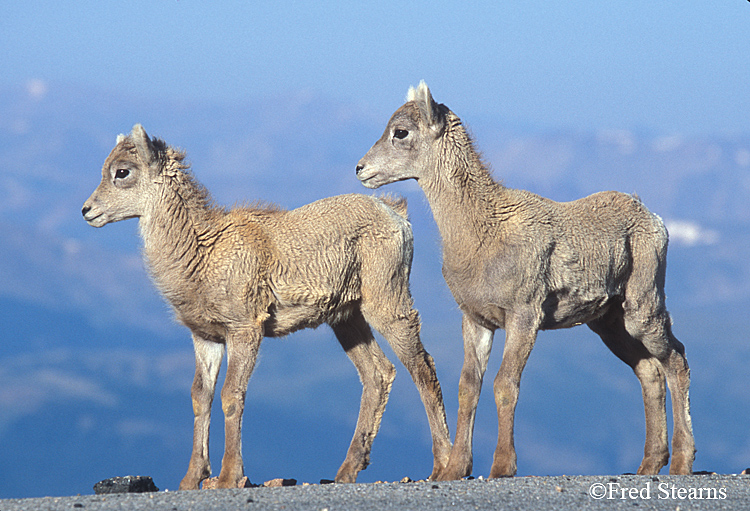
xmin=2 ymin=473 xmax=750 ymax=511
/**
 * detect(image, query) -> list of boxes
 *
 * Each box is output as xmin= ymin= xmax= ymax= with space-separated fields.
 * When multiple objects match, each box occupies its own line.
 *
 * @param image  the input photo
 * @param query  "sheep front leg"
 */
xmin=439 ymin=315 xmax=494 ymax=480
xmin=180 ymin=335 xmax=225 ymax=490
xmin=490 ymin=318 xmax=537 ymax=478
xmin=217 ymin=326 xmax=261 ymax=489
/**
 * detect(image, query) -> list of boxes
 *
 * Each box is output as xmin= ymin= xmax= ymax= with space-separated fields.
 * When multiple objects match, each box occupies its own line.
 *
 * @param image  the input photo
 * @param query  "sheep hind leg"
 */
xmin=180 ymin=335 xmax=225 ymax=490
xmin=637 ymin=317 xmax=695 ymax=475
xmin=367 ymin=305 xmax=453 ymax=481
xmin=332 ymin=310 xmax=396 ymax=483
xmin=588 ymin=310 xmax=670 ymax=475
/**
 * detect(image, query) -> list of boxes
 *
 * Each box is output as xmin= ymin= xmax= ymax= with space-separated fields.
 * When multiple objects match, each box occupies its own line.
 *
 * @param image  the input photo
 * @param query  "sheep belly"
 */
xmin=539 ymin=287 xmax=616 ymax=330
xmin=263 ymin=299 xmax=357 ymax=337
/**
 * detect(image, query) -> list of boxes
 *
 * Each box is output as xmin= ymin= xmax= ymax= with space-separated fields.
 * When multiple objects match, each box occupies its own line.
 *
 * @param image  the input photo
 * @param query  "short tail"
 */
xmin=378 ymin=194 xmax=408 ymax=219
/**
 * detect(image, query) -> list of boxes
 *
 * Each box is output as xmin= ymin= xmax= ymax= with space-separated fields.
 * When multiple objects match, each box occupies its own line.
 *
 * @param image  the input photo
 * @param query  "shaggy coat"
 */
xmin=83 ymin=125 xmax=451 ymax=489
xmin=356 ymin=82 xmax=695 ymax=479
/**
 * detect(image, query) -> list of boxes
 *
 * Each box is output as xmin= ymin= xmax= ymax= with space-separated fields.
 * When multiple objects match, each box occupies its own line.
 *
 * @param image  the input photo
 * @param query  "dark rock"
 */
xmin=93 ymin=475 xmax=159 ymax=494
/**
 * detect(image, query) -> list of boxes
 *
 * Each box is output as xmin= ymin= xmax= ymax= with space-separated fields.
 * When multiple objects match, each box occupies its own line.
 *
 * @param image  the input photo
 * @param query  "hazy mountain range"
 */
xmin=1 ymin=80 xmax=748 ymax=498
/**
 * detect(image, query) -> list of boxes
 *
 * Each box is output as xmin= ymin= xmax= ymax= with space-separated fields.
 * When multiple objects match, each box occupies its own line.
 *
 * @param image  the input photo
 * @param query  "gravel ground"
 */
xmin=2 ymin=475 xmax=749 ymax=511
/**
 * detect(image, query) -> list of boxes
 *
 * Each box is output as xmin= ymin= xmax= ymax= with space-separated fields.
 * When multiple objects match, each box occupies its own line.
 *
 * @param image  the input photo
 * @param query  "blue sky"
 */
xmin=2 ymin=1 xmax=749 ymax=135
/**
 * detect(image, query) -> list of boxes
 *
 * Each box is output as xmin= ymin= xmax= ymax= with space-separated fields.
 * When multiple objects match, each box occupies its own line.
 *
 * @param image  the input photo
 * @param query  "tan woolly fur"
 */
xmin=357 ymin=82 xmax=695 ymax=480
xmin=83 ymin=124 xmax=452 ymax=489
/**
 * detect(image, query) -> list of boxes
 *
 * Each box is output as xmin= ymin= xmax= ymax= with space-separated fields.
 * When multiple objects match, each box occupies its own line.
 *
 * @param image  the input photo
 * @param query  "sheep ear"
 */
xmin=131 ymin=124 xmax=156 ymax=166
xmin=407 ymin=81 xmax=442 ymax=130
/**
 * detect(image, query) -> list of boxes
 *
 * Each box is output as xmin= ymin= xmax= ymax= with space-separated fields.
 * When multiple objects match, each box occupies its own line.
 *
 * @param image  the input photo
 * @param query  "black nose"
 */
xmin=81 ymin=205 xmax=91 ymax=217
xmin=355 ymin=164 xmax=364 ymax=175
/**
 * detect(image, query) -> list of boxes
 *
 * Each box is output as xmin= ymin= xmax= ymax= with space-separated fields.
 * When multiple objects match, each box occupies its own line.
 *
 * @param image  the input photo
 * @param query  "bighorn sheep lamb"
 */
xmin=82 ymin=124 xmax=451 ymax=489
xmin=356 ymin=82 xmax=695 ymax=479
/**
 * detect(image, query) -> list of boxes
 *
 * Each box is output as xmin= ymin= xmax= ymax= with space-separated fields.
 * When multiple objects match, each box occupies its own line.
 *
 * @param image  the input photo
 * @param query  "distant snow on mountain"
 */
xmin=664 ymin=219 xmax=720 ymax=247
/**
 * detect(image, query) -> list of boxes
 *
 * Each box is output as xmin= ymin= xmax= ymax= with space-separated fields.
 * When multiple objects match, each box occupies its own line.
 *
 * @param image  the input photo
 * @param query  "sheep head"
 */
xmin=356 ymin=81 xmax=446 ymax=189
xmin=82 ymin=124 xmax=163 ymax=227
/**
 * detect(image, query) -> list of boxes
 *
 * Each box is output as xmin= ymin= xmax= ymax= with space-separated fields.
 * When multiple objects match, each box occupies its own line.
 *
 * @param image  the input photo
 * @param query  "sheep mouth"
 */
xmin=83 ymin=211 xmax=107 ymax=227
xmin=356 ymin=167 xmax=392 ymax=189
xmin=358 ymin=171 xmax=414 ymax=189
xmin=357 ymin=173 xmax=382 ymax=189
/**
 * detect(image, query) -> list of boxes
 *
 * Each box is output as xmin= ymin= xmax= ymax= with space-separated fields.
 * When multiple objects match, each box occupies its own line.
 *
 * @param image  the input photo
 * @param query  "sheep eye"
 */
xmin=115 ymin=168 xmax=130 ymax=179
xmin=394 ymin=129 xmax=409 ymax=140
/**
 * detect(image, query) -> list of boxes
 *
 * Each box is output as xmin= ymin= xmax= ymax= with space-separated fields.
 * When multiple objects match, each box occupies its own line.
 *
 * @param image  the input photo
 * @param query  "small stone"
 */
xmin=555 ymin=486 xmax=563 ymax=492
xmin=742 ymin=468 xmax=750 ymax=475
xmin=320 ymin=479 xmax=335 ymax=485
xmin=201 ymin=476 xmax=254 ymax=489
xmin=201 ymin=477 xmax=218 ymax=489
xmin=263 ymin=478 xmax=297 ymax=487
xmin=400 ymin=476 xmax=412 ymax=483
xmin=93 ymin=476 xmax=159 ymax=494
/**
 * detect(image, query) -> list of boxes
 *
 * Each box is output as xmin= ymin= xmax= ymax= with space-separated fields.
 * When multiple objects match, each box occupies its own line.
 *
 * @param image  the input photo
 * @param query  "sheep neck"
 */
xmin=419 ymin=117 xmax=516 ymax=267
xmin=140 ymin=170 xmax=218 ymax=308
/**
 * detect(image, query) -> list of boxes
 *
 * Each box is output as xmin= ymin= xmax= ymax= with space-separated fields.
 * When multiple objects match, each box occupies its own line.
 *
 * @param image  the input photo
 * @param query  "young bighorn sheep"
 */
xmin=356 ymin=82 xmax=695 ymax=479
xmin=82 ymin=124 xmax=451 ymax=489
